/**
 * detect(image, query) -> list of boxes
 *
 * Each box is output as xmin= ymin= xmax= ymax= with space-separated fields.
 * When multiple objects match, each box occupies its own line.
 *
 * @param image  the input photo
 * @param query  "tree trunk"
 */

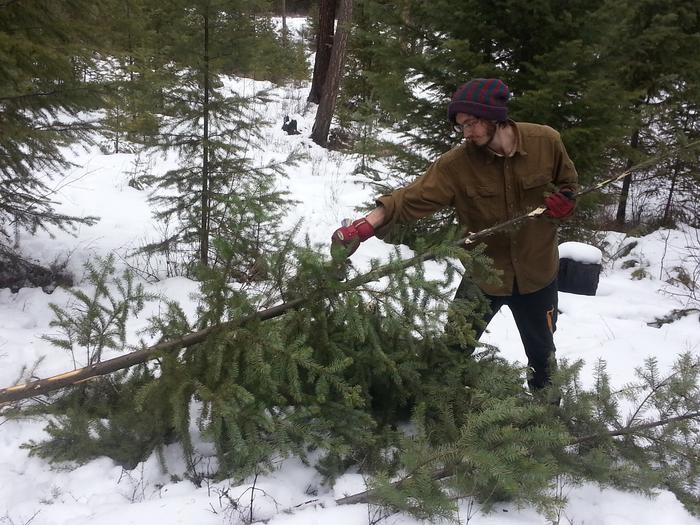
xmin=310 ymin=0 xmax=353 ymax=147
xmin=281 ymin=0 xmax=288 ymax=44
xmin=662 ymin=158 xmax=681 ymax=226
xmin=615 ymin=128 xmax=640 ymax=228
xmin=307 ymin=0 xmax=337 ymax=104
xmin=126 ymin=1 xmax=135 ymax=83
xmin=201 ymin=10 xmax=211 ymax=266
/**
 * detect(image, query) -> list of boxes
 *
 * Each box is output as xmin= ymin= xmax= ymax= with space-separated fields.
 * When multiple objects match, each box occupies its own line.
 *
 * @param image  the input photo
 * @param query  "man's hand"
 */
xmin=544 ymin=190 xmax=576 ymax=219
xmin=331 ymin=217 xmax=375 ymax=258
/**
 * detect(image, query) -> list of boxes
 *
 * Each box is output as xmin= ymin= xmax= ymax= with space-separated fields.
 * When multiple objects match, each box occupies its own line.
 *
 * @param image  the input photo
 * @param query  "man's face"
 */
xmin=455 ymin=113 xmax=497 ymax=147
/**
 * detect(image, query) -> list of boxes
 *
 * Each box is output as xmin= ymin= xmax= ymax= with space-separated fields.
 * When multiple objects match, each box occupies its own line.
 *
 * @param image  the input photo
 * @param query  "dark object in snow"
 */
xmin=647 ymin=308 xmax=700 ymax=328
xmin=0 ymin=248 xmax=73 ymax=293
xmin=557 ymin=242 xmax=602 ymax=296
xmin=327 ymin=127 xmax=354 ymax=150
xmin=558 ymin=257 xmax=601 ymax=296
xmin=282 ymin=116 xmax=300 ymax=135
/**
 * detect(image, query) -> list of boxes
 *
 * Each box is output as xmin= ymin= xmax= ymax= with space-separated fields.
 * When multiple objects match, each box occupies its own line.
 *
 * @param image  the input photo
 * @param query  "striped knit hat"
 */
xmin=447 ymin=78 xmax=509 ymax=123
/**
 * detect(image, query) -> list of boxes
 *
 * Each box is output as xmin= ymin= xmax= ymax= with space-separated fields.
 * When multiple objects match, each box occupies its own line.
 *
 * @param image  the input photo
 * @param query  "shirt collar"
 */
xmin=510 ymin=120 xmax=528 ymax=157
xmin=491 ymin=120 xmax=527 ymax=158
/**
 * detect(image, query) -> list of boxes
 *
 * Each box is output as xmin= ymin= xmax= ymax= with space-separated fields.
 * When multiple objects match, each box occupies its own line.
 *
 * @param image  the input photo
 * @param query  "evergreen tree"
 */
xmin=27 ymin=246 xmax=700 ymax=516
xmin=619 ymin=77 xmax=700 ymax=229
xmin=597 ymin=0 xmax=700 ymax=227
xmin=98 ymin=0 xmax=171 ymax=152
xmin=331 ymin=0 xmax=632 ymax=243
xmin=98 ymin=0 xmax=308 ymax=157
xmin=339 ymin=0 xmax=700 ymax=236
xmin=654 ymin=82 xmax=700 ymax=227
xmin=42 ymin=255 xmax=153 ymax=367
xmin=135 ymin=0 xmax=301 ymax=273
xmin=28 ymin=232 xmax=499 ymax=480
xmin=287 ymin=0 xmax=314 ymax=14
xmin=0 ymin=1 xmax=109 ymax=248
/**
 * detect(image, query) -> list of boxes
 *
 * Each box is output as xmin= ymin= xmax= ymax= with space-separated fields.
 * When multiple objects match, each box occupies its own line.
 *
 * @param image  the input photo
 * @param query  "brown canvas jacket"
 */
xmin=375 ymin=121 xmax=579 ymax=296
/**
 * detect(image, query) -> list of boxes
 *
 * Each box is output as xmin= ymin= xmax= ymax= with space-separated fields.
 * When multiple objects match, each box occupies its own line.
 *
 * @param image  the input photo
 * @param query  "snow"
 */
xmin=559 ymin=241 xmax=603 ymax=264
xmin=2 ymin=23 xmax=700 ymax=525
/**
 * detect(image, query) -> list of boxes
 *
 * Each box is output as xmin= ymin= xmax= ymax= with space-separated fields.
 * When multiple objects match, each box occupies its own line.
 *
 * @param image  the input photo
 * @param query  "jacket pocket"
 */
xmin=520 ymin=171 xmax=553 ymax=211
xmin=465 ymin=184 xmax=502 ymax=225
xmin=521 ymin=171 xmax=552 ymax=190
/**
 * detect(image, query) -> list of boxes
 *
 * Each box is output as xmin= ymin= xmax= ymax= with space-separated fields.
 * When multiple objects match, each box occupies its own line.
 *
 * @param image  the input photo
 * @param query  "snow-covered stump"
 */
xmin=558 ymin=242 xmax=602 ymax=296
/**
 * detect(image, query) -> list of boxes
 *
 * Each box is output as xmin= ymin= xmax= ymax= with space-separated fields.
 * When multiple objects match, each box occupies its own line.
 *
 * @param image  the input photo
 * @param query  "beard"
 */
xmin=470 ymin=121 xmax=498 ymax=149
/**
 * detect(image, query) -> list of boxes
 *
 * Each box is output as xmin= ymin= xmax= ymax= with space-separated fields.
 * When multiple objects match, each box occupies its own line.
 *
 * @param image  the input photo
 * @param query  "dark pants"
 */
xmin=453 ymin=277 xmax=558 ymax=390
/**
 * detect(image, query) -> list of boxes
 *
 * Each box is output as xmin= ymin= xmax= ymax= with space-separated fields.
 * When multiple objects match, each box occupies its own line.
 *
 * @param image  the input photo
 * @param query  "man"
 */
xmin=331 ymin=78 xmax=578 ymax=392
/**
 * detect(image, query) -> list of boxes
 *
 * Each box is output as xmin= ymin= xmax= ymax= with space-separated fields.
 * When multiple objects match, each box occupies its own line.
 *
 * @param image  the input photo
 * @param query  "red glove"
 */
xmin=544 ymin=190 xmax=576 ymax=218
xmin=331 ymin=218 xmax=375 ymax=257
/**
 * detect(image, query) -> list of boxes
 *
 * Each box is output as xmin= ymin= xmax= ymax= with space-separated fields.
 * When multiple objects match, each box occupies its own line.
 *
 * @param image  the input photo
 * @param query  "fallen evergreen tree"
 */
xmin=3 ymin=157 xmax=700 ymax=519
xmin=5 ymin=234 xmax=700 ymax=520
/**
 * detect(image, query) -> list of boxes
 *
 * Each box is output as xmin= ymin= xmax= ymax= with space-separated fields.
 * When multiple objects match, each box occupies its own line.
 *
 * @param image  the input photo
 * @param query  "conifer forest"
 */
xmin=1 ymin=1 xmax=700 ymax=524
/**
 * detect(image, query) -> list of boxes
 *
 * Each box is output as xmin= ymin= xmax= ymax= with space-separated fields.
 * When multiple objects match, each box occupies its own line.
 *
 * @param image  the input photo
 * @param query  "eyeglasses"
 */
xmin=453 ymin=119 xmax=481 ymax=133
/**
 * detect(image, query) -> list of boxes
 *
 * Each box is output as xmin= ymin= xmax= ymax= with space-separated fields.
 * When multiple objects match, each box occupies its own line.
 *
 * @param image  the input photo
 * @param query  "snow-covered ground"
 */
xmin=2 ymin=30 xmax=700 ymax=525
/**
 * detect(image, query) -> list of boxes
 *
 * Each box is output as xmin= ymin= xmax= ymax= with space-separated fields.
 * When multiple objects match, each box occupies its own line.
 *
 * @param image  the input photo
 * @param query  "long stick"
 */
xmin=2 ymin=141 xmax=699 ymax=405
xmin=570 ymin=410 xmax=700 ymax=446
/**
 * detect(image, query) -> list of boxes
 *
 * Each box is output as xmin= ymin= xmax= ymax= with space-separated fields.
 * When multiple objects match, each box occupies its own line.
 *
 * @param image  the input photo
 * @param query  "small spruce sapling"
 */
xmin=42 ymin=255 xmax=155 ymax=367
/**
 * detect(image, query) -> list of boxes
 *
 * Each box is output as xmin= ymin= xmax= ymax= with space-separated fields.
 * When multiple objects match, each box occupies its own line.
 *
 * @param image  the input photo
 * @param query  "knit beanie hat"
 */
xmin=447 ymin=78 xmax=509 ymax=123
